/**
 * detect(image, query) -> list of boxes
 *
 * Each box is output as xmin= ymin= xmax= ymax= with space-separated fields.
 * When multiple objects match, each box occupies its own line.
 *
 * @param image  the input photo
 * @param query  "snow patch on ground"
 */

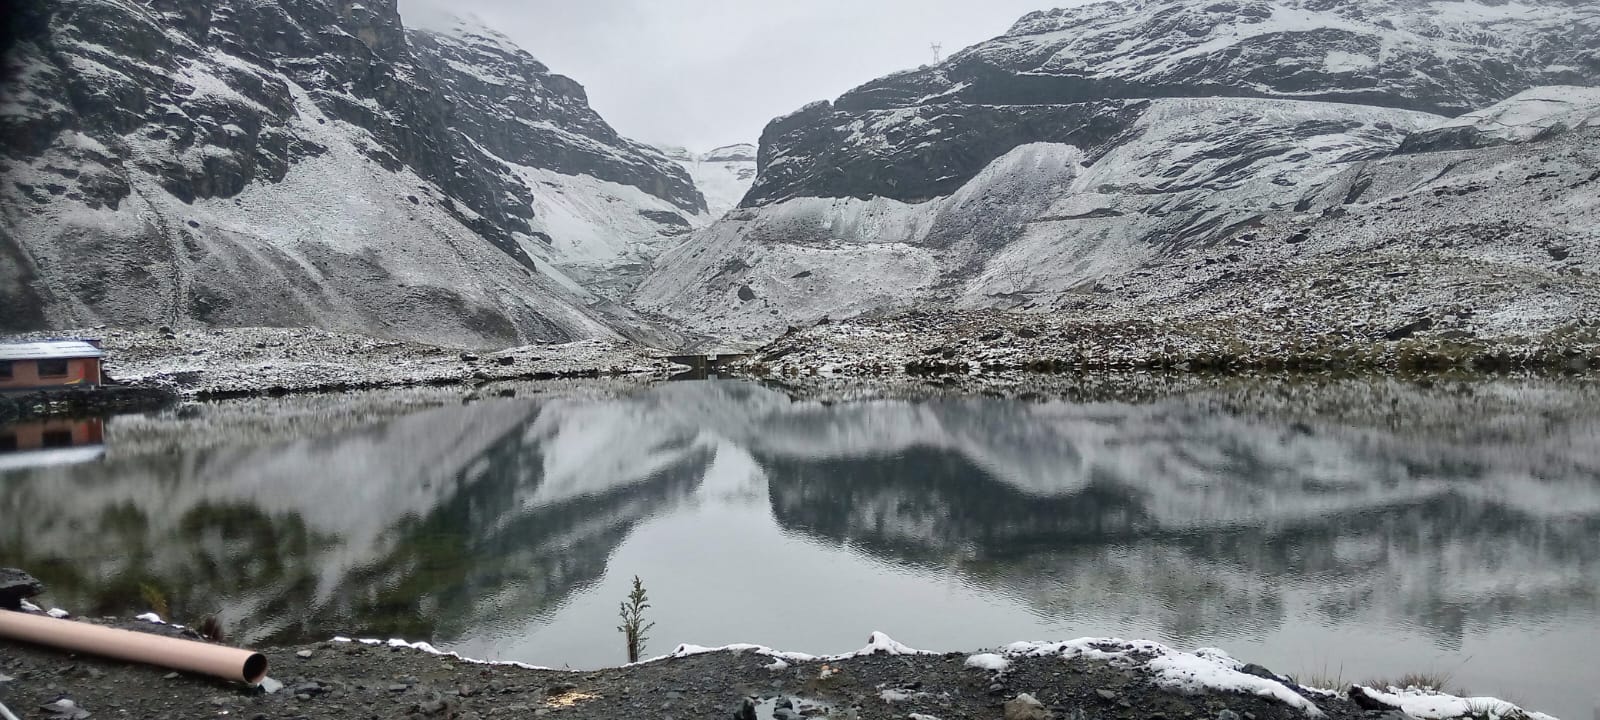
xmin=1004 ymin=638 xmax=1324 ymax=715
xmin=662 ymin=631 xmax=933 ymax=665
xmin=1323 ymin=51 xmax=1377 ymax=73
xmin=1415 ymin=85 xmax=1600 ymax=145
xmin=964 ymin=653 xmax=1010 ymax=672
xmin=1355 ymin=686 xmax=1560 ymax=720
xmin=331 ymin=636 xmax=558 ymax=671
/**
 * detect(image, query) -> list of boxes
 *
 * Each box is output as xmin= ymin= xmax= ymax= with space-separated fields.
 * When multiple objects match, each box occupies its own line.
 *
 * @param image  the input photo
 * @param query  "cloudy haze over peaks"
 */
xmin=396 ymin=0 xmax=1060 ymax=150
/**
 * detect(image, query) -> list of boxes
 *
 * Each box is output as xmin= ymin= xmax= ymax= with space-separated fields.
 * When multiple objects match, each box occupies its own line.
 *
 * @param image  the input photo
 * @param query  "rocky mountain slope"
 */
xmin=635 ymin=0 xmax=1600 ymax=346
xmin=0 ymin=0 xmax=703 ymax=345
xmin=1398 ymin=84 xmax=1600 ymax=152
xmin=750 ymin=0 xmax=1599 ymax=209
xmin=723 ymin=108 xmax=1600 ymax=374
xmin=400 ymin=10 xmax=710 ymax=301
xmin=6 ymin=0 xmax=1597 ymax=353
xmin=657 ymin=142 xmax=757 ymax=221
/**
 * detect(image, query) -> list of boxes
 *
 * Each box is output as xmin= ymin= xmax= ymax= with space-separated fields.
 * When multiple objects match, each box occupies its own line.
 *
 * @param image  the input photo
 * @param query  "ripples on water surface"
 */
xmin=2 ymin=379 xmax=1597 ymax=719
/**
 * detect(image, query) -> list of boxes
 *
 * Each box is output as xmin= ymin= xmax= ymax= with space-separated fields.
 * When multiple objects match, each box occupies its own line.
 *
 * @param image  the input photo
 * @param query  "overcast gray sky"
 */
xmin=398 ymin=0 xmax=1059 ymax=151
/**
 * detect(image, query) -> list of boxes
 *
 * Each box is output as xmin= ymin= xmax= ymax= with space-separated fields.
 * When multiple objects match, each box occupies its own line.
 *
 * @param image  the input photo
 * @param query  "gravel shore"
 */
xmin=727 ymin=307 xmax=1600 ymax=383
xmin=9 ymin=316 xmax=1598 ymax=422
xmin=0 ymin=612 xmax=1536 ymax=720
xmin=3 ymin=327 xmax=682 ymax=400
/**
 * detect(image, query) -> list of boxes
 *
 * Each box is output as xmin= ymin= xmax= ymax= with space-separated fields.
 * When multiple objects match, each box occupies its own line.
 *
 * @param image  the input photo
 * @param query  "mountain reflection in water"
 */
xmin=1 ymin=380 xmax=1596 ymax=719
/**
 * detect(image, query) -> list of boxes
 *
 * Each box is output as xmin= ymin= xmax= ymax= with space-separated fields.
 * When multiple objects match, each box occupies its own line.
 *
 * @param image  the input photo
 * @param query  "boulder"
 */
xmin=1384 ymin=317 xmax=1435 ymax=341
xmin=1350 ymin=685 xmax=1401 ymax=711
xmin=0 ymin=568 xmax=44 ymax=610
xmin=1004 ymin=692 xmax=1050 ymax=720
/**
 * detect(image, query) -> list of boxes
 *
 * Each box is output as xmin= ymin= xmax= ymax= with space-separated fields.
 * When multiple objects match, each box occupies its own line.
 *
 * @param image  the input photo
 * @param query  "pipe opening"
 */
xmin=242 ymin=653 xmax=268 ymax=685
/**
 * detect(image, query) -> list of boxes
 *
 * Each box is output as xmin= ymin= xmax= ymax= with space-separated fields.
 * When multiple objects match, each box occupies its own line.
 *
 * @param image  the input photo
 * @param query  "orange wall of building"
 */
xmin=0 ymin=357 xmax=101 ymax=390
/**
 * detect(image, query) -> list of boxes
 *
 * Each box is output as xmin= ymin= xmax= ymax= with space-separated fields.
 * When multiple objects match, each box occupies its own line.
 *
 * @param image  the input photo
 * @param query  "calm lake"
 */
xmin=3 ymin=379 xmax=1598 ymax=719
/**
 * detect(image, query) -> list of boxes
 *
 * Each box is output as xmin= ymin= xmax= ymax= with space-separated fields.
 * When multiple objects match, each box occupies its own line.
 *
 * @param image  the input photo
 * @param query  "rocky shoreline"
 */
xmin=0 ymin=608 xmax=1559 ymax=720
xmin=9 ymin=315 xmax=1600 ymax=423
xmin=1 ymin=327 xmax=684 ymax=419
xmin=725 ymin=308 xmax=1600 ymax=383
xmin=0 ymin=385 xmax=178 ymax=424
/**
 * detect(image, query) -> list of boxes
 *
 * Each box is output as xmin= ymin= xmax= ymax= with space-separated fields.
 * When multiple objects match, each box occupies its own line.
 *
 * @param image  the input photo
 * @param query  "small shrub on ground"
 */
xmin=1292 ymin=663 xmax=1346 ymax=691
xmin=138 ymin=582 xmax=170 ymax=620
xmin=1364 ymin=670 xmax=1459 ymax=694
xmin=616 ymin=575 xmax=655 ymax=664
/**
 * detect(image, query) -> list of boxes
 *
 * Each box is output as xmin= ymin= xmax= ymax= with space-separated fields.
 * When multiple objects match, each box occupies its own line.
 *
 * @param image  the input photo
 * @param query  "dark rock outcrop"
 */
xmin=752 ymin=99 xmax=1144 ymax=205
xmin=0 ymin=568 xmax=44 ymax=609
xmin=406 ymin=21 xmax=702 ymax=215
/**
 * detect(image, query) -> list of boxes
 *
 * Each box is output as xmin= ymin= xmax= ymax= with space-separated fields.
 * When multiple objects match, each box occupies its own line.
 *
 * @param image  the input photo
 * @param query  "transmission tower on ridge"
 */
xmin=930 ymin=42 xmax=943 ymax=63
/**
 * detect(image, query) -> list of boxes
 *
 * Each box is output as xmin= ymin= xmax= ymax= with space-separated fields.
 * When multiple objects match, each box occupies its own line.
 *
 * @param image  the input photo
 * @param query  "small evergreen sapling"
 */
xmin=617 ymin=575 xmax=655 ymax=663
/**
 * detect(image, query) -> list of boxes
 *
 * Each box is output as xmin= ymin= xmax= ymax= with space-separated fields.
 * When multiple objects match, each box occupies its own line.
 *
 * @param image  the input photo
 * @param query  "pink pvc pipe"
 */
xmin=0 ymin=610 xmax=267 ymax=684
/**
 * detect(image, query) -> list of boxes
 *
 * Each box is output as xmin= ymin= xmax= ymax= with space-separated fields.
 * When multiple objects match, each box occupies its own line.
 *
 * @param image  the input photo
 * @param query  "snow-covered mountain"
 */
xmin=0 ymin=0 xmax=704 ymax=344
xmin=750 ymin=0 xmax=1598 ymax=209
xmin=5 ymin=0 xmax=1597 ymax=349
xmin=635 ymin=0 xmax=1600 ymax=343
xmin=657 ymin=143 xmax=758 ymax=221
xmin=637 ymin=99 xmax=1441 ymax=338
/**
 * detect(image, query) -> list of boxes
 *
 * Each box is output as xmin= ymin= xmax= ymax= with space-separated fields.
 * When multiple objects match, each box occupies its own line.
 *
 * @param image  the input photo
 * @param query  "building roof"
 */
xmin=0 ymin=340 xmax=106 ymax=361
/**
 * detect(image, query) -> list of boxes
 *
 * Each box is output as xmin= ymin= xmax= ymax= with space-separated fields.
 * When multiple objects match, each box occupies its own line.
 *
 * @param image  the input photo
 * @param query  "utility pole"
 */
xmin=930 ymin=42 xmax=943 ymax=63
